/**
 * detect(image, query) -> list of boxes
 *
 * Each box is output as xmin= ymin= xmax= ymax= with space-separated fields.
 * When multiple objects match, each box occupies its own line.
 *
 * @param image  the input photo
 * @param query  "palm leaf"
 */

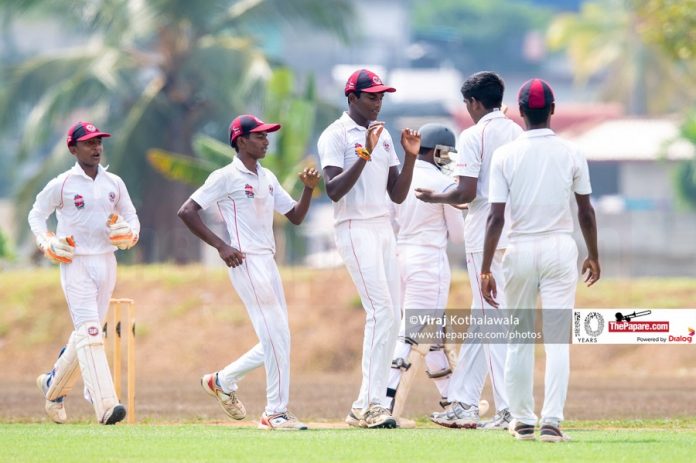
xmin=192 ymin=134 xmax=233 ymax=165
xmin=146 ymin=149 xmax=216 ymax=187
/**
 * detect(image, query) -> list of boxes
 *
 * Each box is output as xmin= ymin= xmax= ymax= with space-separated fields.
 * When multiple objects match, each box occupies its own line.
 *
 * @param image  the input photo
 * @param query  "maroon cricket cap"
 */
xmin=66 ymin=121 xmax=111 ymax=147
xmin=344 ymin=69 xmax=396 ymax=96
xmin=518 ymin=78 xmax=555 ymax=110
xmin=229 ymin=114 xmax=281 ymax=146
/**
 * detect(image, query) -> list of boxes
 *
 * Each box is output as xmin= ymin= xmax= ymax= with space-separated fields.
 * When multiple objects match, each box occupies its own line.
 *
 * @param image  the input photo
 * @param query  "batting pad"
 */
xmin=46 ymin=332 xmax=82 ymax=401
xmin=75 ymin=322 xmax=118 ymax=422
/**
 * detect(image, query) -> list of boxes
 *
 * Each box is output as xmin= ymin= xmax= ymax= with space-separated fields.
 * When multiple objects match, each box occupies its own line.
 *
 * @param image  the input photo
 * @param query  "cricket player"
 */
xmin=317 ymin=69 xmax=420 ymax=428
xmin=480 ymin=79 xmax=600 ymax=442
xmin=418 ymin=72 xmax=522 ymax=429
xmin=386 ymin=123 xmax=464 ymax=417
xmin=31 ymin=121 xmax=140 ymax=425
xmin=178 ymin=114 xmax=319 ymax=431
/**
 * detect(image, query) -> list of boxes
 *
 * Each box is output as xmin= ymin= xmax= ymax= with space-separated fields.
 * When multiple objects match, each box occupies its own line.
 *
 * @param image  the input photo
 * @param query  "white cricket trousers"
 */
xmin=218 ymin=253 xmax=290 ymax=415
xmin=503 ymin=234 xmax=578 ymax=426
xmin=447 ymin=249 xmax=508 ymax=411
xmin=60 ymin=253 xmax=117 ymax=328
xmin=336 ymin=218 xmax=401 ymax=410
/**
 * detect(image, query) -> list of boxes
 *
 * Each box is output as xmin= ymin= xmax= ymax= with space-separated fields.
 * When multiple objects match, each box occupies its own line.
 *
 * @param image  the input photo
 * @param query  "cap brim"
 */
xmin=76 ymin=132 xmax=111 ymax=141
xmin=362 ymin=85 xmax=396 ymax=94
xmin=250 ymin=123 xmax=281 ymax=134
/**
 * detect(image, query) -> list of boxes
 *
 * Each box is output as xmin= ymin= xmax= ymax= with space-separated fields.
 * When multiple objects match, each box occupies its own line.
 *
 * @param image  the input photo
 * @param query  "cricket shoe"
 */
xmin=201 ymin=372 xmax=246 ymax=420
xmin=430 ymin=402 xmax=479 ymax=429
xmin=36 ymin=373 xmax=67 ymax=424
xmin=345 ymin=408 xmax=367 ymax=428
xmin=101 ymin=404 xmax=127 ymax=425
xmin=361 ymin=404 xmax=398 ymax=429
xmin=479 ymin=408 xmax=512 ymax=430
xmin=540 ymin=423 xmax=571 ymax=443
xmin=509 ymin=421 xmax=536 ymax=441
xmin=258 ymin=412 xmax=308 ymax=430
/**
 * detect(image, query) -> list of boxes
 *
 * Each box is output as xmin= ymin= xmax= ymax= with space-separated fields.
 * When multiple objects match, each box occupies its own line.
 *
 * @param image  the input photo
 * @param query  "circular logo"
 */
xmin=88 ymin=326 xmax=99 ymax=336
xmin=584 ymin=312 xmax=605 ymax=337
xmin=372 ymin=75 xmax=382 ymax=84
xmin=85 ymin=124 xmax=96 ymax=132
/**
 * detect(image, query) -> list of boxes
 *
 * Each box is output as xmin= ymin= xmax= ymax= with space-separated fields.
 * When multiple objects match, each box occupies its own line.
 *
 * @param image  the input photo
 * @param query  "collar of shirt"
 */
xmin=339 ymin=112 xmax=367 ymax=133
xmin=519 ymin=128 xmax=556 ymax=138
xmin=232 ymin=155 xmax=262 ymax=176
xmin=69 ymin=162 xmax=108 ymax=180
xmin=477 ymin=108 xmax=506 ymax=125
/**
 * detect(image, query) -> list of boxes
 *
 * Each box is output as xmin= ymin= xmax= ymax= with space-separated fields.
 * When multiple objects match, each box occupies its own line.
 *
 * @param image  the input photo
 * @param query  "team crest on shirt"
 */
xmin=244 ymin=184 xmax=255 ymax=198
xmin=108 ymin=192 xmax=116 ymax=203
xmin=74 ymin=194 xmax=85 ymax=209
xmin=383 ymin=140 xmax=391 ymax=152
xmin=354 ymin=143 xmax=365 ymax=156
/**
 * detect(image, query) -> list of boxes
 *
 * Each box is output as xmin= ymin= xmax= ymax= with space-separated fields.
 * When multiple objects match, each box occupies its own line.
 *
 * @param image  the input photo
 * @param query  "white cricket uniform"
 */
xmin=447 ymin=110 xmax=522 ymax=411
xmin=390 ymin=160 xmax=464 ymax=398
xmin=190 ymin=156 xmax=296 ymax=415
xmin=28 ymin=163 xmax=140 ymax=327
xmin=489 ymin=128 xmax=592 ymax=426
xmin=393 ymin=160 xmax=464 ymax=324
xmin=318 ymin=112 xmax=401 ymax=409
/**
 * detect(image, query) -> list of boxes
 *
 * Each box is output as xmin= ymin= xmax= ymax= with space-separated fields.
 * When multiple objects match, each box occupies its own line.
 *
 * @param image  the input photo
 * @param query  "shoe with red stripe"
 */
xmin=258 ymin=411 xmax=308 ymax=430
xmin=201 ymin=373 xmax=246 ymax=420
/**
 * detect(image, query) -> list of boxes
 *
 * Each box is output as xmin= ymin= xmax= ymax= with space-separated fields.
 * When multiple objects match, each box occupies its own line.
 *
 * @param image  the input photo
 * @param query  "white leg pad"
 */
xmin=75 ymin=322 xmax=119 ymax=422
xmin=46 ymin=332 xmax=82 ymax=401
xmin=425 ymin=347 xmax=453 ymax=398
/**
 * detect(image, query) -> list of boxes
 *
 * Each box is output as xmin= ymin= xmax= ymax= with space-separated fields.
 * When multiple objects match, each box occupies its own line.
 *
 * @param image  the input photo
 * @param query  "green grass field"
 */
xmin=2 ymin=420 xmax=695 ymax=463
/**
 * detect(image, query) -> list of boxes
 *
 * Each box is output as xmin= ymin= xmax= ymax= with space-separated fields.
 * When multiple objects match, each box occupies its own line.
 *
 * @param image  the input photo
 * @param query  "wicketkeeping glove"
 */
xmin=107 ymin=214 xmax=138 ymax=250
xmin=36 ymin=232 xmax=75 ymax=264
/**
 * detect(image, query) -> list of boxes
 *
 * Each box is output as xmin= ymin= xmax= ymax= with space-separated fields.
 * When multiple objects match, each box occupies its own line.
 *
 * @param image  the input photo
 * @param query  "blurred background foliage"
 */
xmin=1 ymin=0 xmax=696 ymax=261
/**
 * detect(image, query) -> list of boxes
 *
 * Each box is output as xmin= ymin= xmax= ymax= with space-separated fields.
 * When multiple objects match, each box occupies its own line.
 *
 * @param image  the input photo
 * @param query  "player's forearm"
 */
xmin=578 ymin=206 xmax=599 ymax=260
xmin=480 ymin=214 xmax=505 ymax=273
xmin=28 ymin=207 xmax=50 ymax=238
xmin=177 ymin=205 xmax=228 ymax=251
xmin=325 ymin=161 xmax=367 ymax=202
xmin=286 ymin=187 xmax=314 ymax=225
xmin=388 ymin=156 xmax=416 ymax=204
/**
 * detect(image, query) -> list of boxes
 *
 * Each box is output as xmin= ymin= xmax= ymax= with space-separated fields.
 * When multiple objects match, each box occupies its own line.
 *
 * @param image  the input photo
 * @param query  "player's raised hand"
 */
xmin=582 ymin=257 xmax=600 ymax=287
xmin=299 ymin=167 xmax=320 ymax=189
xmin=401 ymin=128 xmax=421 ymax=157
xmin=365 ymin=121 xmax=384 ymax=154
xmin=218 ymin=244 xmax=245 ymax=268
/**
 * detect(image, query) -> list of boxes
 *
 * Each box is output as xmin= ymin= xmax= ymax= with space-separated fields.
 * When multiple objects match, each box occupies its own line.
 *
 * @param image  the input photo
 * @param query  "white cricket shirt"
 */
xmin=453 ymin=109 xmax=522 ymax=252
xmin=317 ymin=112 xmax=400 ymax=224
xmin=190 ymin=156 xmax=295 ymax=255
xmin=28 ymin=163 xmax=140 ymax=255
xmin=393 ymin=160 xmax=464 ymax=249
xmin=489 ymin=128 xmax=592 ymax=241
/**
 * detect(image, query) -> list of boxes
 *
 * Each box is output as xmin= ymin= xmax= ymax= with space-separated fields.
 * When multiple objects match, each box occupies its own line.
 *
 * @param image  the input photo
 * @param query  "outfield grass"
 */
xmin=2 ymin=422 xmax=695 ymax=463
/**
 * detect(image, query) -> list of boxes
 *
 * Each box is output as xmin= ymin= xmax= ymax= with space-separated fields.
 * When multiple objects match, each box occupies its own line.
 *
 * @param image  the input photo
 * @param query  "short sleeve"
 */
xmin=572 ymin=151 xmax=592 ymax=195
xmin=385 ymin=132 xmax=400 ymax=167
xmin=317 ymin=128 xmax=345 ymax=170
xmin=488 ymin=148 xmax=509 ymax=203
xmin=452 ymin=128 xmax=482 ymax=178
xmin=190 ymin=169 xmax=228 ymax=210
xmin=270 ymin=173 xmax=296 ymax=215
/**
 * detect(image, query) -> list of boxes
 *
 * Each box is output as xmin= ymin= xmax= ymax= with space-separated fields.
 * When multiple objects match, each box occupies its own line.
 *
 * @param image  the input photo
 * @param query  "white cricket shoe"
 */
xmin=361 ymin=404 xmax=398 ymax=429
xmin=201 ymin=373 xmax=246 ymax=420
xmin=430 ymin=402 xmax=479 ymax=429
xmin=479 ymin=408 xmax=513 ymax=430
xmin=36 ymin=373 xmax=67 ymax=424
xmin=101 ymin=404 xmax=127 ymax=425
xmin=345 ymin=408 xmax=367 ymax=428
xmin=258 ymin=411 xmax=308 ymax=430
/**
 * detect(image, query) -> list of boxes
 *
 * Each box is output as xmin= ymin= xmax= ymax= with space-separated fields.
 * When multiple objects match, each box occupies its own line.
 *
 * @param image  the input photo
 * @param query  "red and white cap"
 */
xmin=66 ymin=121 xmax=111 ymax=148
xmin=229 ymin=114 xmax=281 ymax=146
xmin=344 ymin=69 xmax=396 ymax=96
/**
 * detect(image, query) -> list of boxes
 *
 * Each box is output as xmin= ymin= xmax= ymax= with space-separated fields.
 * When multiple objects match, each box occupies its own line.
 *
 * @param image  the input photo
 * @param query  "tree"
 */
xmin=675 ymin=112 xmax=696 ymax=209
xmin=0 ymin=0 xmax=353 ymax=262
xmin=147 ymin=67 xmax=321 ymax=262
xmin=547 ymin=0 xmax=696 ymax=115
